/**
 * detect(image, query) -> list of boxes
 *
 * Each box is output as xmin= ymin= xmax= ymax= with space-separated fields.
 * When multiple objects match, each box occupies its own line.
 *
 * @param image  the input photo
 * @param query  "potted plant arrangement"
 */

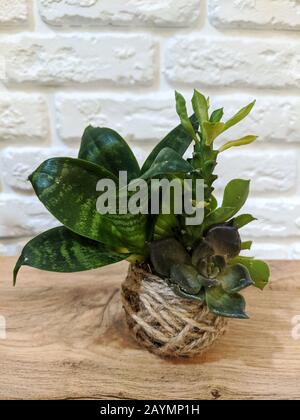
xmin=14 ymin=90 xmax=270 ymax=358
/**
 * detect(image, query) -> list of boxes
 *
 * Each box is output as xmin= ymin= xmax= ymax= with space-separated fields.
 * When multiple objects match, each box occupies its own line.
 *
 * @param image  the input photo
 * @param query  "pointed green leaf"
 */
xmin=232 ymin=214 xmax=257 ymax=229
xmin=141 ymin=115 xmax=198 ymax=174
xmin=204 ymin=207 xmax=236 ymax=231
xmin=210 ymin=108 xmax=224 ymax=123
xmin=219 ymin=264 xmax=253 ymax=294
xmin=14 ymin=227 xmax=128 ymax=285
xmin=29 ymin=157 xmax=147 ymax=252
xmin=224 ymin=101 xmax=256 ymax=131
xmin=141 ymin=147 xmax=193 ymax=180
xmin=222 ymin=179 xmax=250 ymax=216
xmin=192 ymin=89 xmax=209 ymax=132
xmin=203 ymin=121 xmax=226 ymax=145
xmin=203 ymin=101 xmax=255 ymax=144
xmin=229 ymin=256 xmax=270 ymax=290
xmin=79 ymin=126 xmax=140 ymax=181
xmin=219 ymin=135 xmax=258 ymax=153
xmin=175 ymin=91 xmax=197 ymax=141
xmin=241 ymin=241 xmax=253 ymax=250
xmin=206 ymin=285 xmax=248 ymax=319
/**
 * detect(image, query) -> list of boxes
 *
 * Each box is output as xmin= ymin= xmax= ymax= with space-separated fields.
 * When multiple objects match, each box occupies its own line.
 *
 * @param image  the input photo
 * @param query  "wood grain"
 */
xmin=0 ymin=258 xmax=300 ymax=400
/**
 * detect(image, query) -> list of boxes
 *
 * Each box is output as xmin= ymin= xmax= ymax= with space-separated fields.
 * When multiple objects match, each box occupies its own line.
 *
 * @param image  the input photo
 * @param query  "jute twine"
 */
xmin=121 ymin=264 xmax=228 ymax=358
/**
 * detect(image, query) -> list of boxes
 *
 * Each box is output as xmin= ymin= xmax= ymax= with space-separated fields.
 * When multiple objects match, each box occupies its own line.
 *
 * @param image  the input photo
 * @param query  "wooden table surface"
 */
xmin=0 ymin=257 xmax=300 ymax=400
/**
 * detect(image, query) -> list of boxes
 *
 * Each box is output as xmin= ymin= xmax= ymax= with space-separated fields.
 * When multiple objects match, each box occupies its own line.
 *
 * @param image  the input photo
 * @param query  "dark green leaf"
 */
xmin=192 ymin=89 xmax=209 ymax=132
xmin=14 ymin=227 xmax=128 ymax=285
xmin=219 ymin=264 xmax=253 ymax=294
xmin=175 ymin=91 xmax=197 ymax=141
xmin=170 ymin=264 xmax=202 ymax=295
xmin=232 ymin=214 xmax=257 ymax=229
xmin=170 ymin=284 xmax=205 ymax=303
xmin=141 ymin=147 xmax=193 ymax=180
xmin=229 ymin=257 xmax=270 ymax=290
xmin=150 ymin=238 xmax=190 ymax=277
xmin=206 ymin=285 xmax=248 ymax=319
xmin=222 ymin=179 xmax=250 ymax=216
xmin=210 ymin=108 xmax=224 ymax=123
xmin=29 ymin=157 xmax=147 ymax=252
xmin=205 ymin=225 xmax=241 ymax=258
xmin=141 ymin=115 xmax=198 ymax=174
xmin=192 ymin=240 xmax=214 ymax=268
xmin=79 ymin=126 xmax=140 ymax=181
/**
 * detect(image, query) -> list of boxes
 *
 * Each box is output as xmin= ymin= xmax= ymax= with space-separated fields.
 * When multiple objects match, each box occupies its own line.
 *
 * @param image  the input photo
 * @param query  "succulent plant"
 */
xmin=14 ymin=90 xmax=270 ymax=319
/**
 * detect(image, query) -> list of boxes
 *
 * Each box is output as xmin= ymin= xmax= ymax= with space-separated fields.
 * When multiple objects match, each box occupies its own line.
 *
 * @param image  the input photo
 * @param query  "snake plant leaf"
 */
xmin=153 ymin=213 xmax=179 ymax=241
xmin=224 ymin=100 xmax=256 ymax=131
xmin=141 ymin=116 xmax=198 ymax=174
xmin=205 ymin=225 xmax=241 ymax=258
xmin=219 ymin=135 xmax=258 ymax=153
xmin=206 ymin=285 xmax=248 ymax=319
xmin=78 ymin=126 xmax=140 ymax=182
xmin=141 ymin=147 xmax=193 ymax=180
xmin=13 ymin=226 xmax=129 ymax=285
xmin=170 ymin=264 xmax=202 ymax=295
xmin=29 ymin=157 xmax=147 ymax=252
xmin=241 ymin=241 xmax=253 ymax=250
xmin=219 ymin=264 xmax=253 ymax=294
xmin=229 ymin=256 xmax=270 ymax=290
xmin=175 ymin=91 xmax=197 ymax=141
xmin=150 ymin=238 xmax=191 ymax=277
xmin=222 ymin=179 xmax=250 ymax=216
xmin=232 ymin=214 xmax=257 ymax=229
xmin=210 ymin=108 xmax=224 ymax=123
xmin=191 ymin=89 xmax=209 ymax=132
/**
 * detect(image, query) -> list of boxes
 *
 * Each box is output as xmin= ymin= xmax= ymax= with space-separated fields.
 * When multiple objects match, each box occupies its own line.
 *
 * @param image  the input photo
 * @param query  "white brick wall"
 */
xmin=0 ymin=0 xmax=299 ymax=260
xmin=0 ymin=1 xmax=28 ymax=26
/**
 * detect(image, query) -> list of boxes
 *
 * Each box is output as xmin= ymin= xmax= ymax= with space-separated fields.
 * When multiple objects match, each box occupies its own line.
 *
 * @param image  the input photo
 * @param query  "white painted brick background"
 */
xmin=0 ymin=0 xmax=299 ymax=259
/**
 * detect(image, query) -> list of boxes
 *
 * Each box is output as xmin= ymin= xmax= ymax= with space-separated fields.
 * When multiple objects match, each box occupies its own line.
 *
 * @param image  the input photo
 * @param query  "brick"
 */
xmin=39 ymin=0 xmax=202 ymax=28
xmin=0 ymin=0 xmax=28 ymax=26
xmin=209 ymin=0 xmax=300 ymax=31
xmin=0 ymin=147 xmax=76 ymax=192
xmin=0 ymin=35 xmax=156 ymax=86
xmin=56 ymin=94 xmax=177 ymax=143
xmin=240 ymin=199 xmax=300 ymax=239
xmin=215 ymin=150 xmax=297 ymax=193
xmin=0 ymin=194 xmax=58 ymax=238
xmin=0 ymin=94 xmax=49 ymax=144
xmin=165 ymin=36 xmax=300 ymax=88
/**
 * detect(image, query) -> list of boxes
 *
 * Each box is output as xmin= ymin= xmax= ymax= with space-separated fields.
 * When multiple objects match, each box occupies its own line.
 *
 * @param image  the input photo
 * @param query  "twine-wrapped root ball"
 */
xmin=122 ymin=265 xmax=228 ymax=358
